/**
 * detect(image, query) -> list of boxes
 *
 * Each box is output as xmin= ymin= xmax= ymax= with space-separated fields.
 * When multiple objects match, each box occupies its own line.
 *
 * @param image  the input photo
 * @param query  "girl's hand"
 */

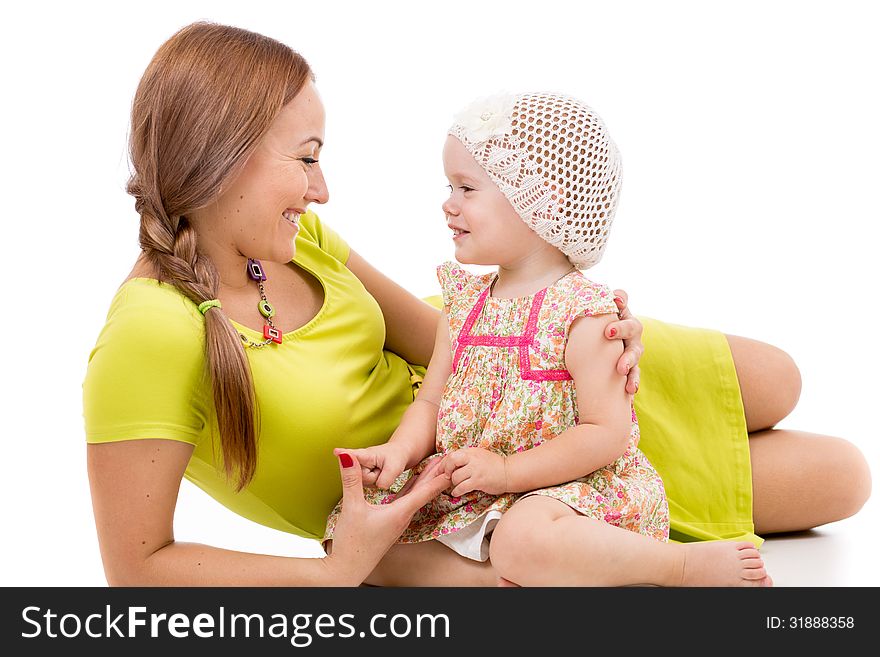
xmin=347 ymin=443 xmax=410 ymax=489
xmin=326 ymin=450 xmax=450 ymax=585
xmin=607 ymin=289 xmax=643 ymax=395
xmin=440 ymin=448 xmax=507 ymax=497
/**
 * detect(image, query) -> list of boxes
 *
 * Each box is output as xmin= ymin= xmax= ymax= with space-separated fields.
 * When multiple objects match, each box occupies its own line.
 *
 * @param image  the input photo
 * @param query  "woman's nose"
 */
xmin=307 ymin=168 xmax=330 ymax=204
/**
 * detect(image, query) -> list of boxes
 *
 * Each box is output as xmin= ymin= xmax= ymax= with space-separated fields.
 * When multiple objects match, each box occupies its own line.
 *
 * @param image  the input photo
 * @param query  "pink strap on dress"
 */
xmin=452 ymin=285 xmax=574 ymax=380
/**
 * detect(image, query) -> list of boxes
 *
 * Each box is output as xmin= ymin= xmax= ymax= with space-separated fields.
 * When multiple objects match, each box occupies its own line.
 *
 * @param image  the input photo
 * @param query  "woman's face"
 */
xmin=441 ymin=135 xmax=543 ymax=267
xmin=192 ymin=80 xmax=329 ymax=265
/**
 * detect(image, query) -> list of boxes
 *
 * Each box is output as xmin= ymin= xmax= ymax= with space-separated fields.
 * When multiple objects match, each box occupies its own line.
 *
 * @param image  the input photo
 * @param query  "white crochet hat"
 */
xmin=448 ymin=92 xmax=622 ymax=269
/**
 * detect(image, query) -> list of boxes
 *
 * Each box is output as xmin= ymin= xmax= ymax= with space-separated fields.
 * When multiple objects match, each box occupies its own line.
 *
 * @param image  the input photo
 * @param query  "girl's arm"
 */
xmin=503 ymin=312 xmax=633 ymax=493
xmin=352 ymin=309 xmax=454 ymax=487
xmin=391 ymin=308 xmax=453 ymax=465
xmin=441 ymin=312 xmax=631 ymax=497
xmin=346 ymin=249 xmax=440 ymax=366
xmin=87 ymin=438 xmax=450 ymax=586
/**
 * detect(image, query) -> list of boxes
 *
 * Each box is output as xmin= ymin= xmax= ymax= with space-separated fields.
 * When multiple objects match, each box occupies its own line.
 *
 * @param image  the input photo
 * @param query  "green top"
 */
xmin=82 ymin=210 xmax=422 ymax=539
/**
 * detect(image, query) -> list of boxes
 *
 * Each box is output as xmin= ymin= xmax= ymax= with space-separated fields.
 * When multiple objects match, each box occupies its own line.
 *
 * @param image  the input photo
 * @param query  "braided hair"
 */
xmin=126 ymin=22 xmax=313 ymax=490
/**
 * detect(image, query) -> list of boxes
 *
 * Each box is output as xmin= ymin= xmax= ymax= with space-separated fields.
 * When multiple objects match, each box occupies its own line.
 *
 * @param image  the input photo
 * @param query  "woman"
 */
xmin=84 ymin=22 xmax=870 ymax=586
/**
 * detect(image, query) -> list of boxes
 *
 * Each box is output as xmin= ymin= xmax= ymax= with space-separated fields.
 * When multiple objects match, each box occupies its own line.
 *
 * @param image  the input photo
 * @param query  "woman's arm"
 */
xmin=346 ymin=249 xmax=440 ymax=366
xmin=88 ymin=439 xmax=334 ymax=586
xmin=88 ymin=438 xmax=450 ymax=586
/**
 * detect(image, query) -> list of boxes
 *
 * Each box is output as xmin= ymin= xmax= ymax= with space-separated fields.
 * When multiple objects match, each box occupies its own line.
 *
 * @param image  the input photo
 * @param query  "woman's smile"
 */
xmin=283 ymin=209 xmax=302 ymax=233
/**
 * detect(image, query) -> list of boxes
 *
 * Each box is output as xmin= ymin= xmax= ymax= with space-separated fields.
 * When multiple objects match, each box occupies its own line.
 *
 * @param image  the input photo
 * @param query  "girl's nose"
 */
xmin=441 ymin=197 xmax=458 ymax=218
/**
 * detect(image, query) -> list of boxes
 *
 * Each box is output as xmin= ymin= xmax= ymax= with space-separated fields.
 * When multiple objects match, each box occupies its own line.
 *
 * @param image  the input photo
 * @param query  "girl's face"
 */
xmin=191 ymin=80 xmax=329 ymax=264
xmin=441 ymin=135 xmax=545 ymax=267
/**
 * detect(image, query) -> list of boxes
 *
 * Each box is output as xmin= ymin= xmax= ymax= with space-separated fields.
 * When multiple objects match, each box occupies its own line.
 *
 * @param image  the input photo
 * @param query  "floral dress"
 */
xmin=324 ymin=262 xmax=669 ymax=560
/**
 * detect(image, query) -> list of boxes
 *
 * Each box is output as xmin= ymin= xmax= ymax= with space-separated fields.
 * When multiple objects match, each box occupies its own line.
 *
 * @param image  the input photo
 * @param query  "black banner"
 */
xmin=1 ymin=587 xmax=872 ymax=653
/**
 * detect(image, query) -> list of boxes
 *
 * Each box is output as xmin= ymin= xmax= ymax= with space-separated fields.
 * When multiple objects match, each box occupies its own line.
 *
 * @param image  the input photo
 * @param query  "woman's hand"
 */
xmin=347 ymin=442 xmax=411 ymax=490
xmin=606 ymin=289 xmax=643 ymax=394
xmin=325 ymin=449 xmax=450 ymax=585
xmin=440 ymin=448 xmax=507 ymax=497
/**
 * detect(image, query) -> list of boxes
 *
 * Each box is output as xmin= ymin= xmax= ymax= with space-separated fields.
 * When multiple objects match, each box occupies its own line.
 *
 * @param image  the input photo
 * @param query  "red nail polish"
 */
xmin=609 ymin=328 xmax=617 ymax=337
xmin=338 ymin=453 xmax=354 ymax=468
xmin=614 ymin=297 xmax=623 ymax=305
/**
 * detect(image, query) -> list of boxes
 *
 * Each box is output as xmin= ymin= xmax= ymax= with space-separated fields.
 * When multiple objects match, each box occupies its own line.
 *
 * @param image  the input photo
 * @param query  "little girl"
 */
xmin=325 ymin=92 xmax=772 ymax=587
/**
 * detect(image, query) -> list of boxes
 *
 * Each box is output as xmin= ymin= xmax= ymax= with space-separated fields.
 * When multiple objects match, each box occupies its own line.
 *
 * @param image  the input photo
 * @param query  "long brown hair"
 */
xmin=127 ymin=22 xmax=313 ymax=490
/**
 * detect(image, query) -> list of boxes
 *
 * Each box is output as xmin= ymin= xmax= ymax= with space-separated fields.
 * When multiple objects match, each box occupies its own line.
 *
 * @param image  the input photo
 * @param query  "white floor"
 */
xmin=174 ymin=478 xmax=880 ymax=588
xmin=758 ymin=507 xmax=878 ymax=587
xmin=5 ymin=470 xmax=874 ymax=587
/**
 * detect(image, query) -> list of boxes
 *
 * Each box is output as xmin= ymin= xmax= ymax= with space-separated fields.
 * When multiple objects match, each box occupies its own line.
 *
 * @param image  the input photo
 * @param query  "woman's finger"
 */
xmin=393 ymin=463 xmax=450 ymax=516
xmin=450 ymin=465 xmax=470 ymax=488
xmin=394 ymin=473 xmax=416 ymax=498
xmin=450 ymin=476 xmax=473 ymax=497
xmin=396 ymin=456 xmax=443 ymax=499
xmin=334 ymin=449 xmax=365 ymax=509
xmin=625 ymin=364 xmax=641 ymax=395
xmin=612 ymin=289 xmax=629 ymax=313
xmin=421 ymin=454 xmax=446 ymax=478
xmin=618 ymin=342 xmax=645 ymax=374
xmin=605 ymin=317 xmax=642 ymax=341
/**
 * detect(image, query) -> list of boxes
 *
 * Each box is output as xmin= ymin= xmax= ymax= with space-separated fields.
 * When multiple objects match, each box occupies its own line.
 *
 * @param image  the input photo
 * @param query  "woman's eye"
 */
xmin=300 ymin=157 xmax=318 ymax=167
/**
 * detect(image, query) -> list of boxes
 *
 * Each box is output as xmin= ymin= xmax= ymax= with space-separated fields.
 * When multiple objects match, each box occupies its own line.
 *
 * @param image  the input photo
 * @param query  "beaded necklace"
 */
xmin=239 ymin=258 xmax=283 ymax=348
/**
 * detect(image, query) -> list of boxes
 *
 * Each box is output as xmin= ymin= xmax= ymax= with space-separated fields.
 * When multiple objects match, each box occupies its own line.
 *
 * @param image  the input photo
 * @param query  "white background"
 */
xmin=1 ymin=0 xmax=877 ymax=586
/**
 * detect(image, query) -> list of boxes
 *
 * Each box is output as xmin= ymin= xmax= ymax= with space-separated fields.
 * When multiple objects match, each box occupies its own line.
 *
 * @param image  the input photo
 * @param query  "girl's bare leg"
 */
xmin=726 ymin=335 xmax=871 ymax=533
xmin=364 ymin=539 xmax=497 ymax=587
xmin=489 ymin=496 xmax=772 ymax=587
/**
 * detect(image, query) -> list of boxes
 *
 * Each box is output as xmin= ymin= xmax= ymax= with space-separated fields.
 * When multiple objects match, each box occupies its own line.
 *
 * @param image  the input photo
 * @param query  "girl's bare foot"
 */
xmin=678 ymin=541 xmax=773 ymax=587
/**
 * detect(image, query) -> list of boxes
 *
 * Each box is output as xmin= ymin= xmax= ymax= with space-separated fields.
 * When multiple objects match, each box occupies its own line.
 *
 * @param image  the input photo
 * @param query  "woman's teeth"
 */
xmin=283 ymin=211 xmax=300 ymax=226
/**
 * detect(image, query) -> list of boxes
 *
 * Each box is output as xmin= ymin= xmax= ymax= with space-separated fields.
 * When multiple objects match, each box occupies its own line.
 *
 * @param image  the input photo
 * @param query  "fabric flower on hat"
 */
xmin=452 ymin=93 xmax=516 ymax=143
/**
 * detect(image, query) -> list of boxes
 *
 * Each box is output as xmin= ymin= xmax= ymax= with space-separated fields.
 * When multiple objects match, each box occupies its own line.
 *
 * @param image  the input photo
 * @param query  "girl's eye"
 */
xmin=460 ymin=186 xmax=473 ymax=192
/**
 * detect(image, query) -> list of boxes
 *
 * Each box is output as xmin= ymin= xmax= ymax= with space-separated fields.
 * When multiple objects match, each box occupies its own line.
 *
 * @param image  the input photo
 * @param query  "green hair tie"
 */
xmin=198 ymin=299 xmax=222 ymax=315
